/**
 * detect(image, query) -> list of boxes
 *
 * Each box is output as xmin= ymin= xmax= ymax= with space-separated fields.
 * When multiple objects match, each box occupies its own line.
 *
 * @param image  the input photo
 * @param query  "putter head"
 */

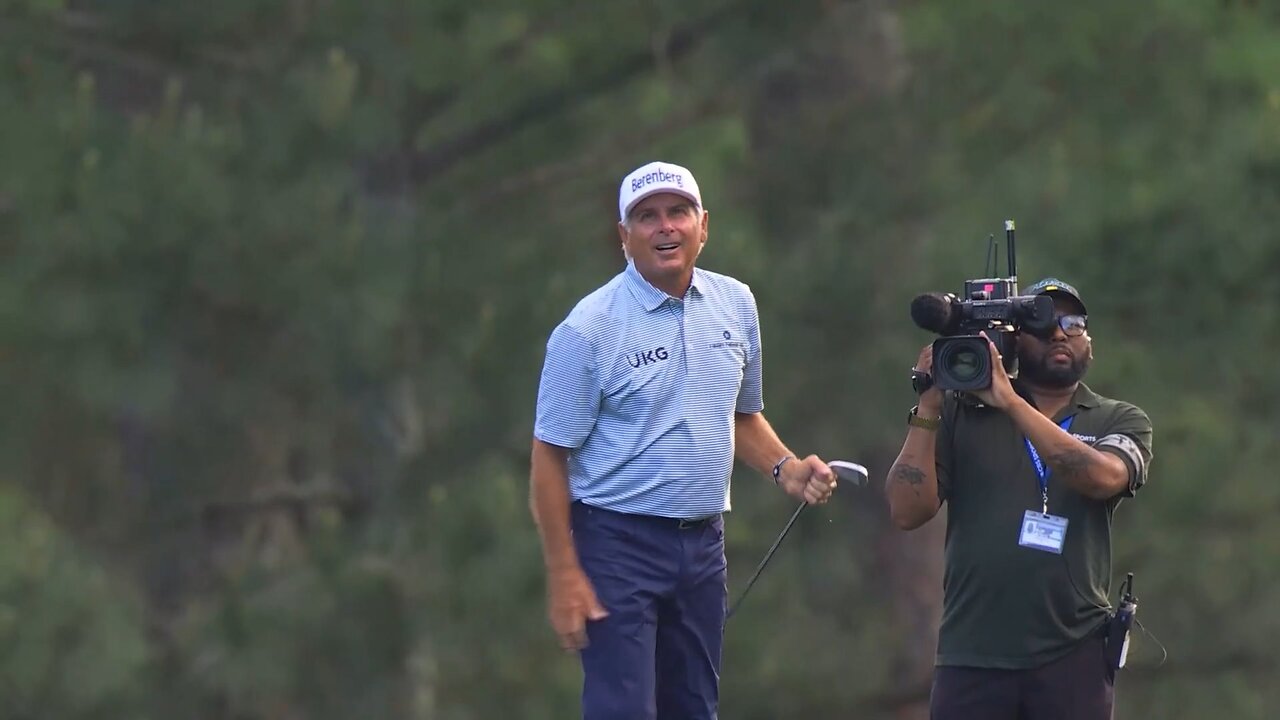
xmin=830 ymin=460 xmax=869 ymax=488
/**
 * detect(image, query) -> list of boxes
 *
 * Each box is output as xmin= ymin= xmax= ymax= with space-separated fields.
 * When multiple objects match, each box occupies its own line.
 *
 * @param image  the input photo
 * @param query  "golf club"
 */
xmin=727 ymin=460 xmax=869 ymax=619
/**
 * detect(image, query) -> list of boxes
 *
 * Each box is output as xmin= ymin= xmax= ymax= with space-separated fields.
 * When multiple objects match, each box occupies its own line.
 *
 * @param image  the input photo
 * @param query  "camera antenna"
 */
xmin=984 ymin=234 xmax=997 ymax=277
xmin=1005 ymin=219 xmax=1017 ymax=286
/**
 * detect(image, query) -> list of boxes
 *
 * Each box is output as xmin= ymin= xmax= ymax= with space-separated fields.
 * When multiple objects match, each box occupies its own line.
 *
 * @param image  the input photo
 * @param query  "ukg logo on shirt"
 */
xmin=627 ymin=346 xmax=669 ymax=368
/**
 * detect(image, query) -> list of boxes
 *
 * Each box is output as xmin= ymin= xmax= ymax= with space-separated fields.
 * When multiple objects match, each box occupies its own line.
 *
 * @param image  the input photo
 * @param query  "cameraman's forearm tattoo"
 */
xmin=890 ymin=464 xmax=927 ymax=491
xmin=1047 ymin=450 xmax=1090 ymax=480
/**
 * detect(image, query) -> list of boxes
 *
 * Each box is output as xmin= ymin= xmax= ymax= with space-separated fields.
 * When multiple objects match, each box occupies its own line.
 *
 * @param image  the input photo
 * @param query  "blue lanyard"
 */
xmin=1024 ymin=415 xmax=1075 ymax=514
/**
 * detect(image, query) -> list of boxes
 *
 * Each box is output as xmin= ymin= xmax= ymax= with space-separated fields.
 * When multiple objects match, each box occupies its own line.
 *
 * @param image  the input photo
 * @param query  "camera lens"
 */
xmin=932 ymin=336 xmax=992 ymax=391
xmin=944 ymin=347 xmax=984 ymax=383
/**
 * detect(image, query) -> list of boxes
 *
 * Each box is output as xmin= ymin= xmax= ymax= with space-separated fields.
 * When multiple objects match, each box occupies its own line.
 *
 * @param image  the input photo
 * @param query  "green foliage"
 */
xmin=0 ymin=488 xmax=151 ymax=719
xmin=2 ymin=0 xmax=1279 ymax=717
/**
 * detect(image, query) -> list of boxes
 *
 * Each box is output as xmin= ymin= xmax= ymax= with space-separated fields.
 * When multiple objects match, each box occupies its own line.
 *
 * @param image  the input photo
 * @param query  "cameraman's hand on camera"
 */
xmin=970 ymin=332 xmax=1020 ymax=410
xmin=778 ymin=455 xmax=837 ymax=505
xmin=913 ymin=345 xmax=944 ymax=417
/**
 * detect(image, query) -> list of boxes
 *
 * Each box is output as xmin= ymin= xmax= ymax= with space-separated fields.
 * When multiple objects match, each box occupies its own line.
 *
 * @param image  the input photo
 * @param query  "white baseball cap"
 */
xmin=617 ymin=161 xmax=703 ymax=222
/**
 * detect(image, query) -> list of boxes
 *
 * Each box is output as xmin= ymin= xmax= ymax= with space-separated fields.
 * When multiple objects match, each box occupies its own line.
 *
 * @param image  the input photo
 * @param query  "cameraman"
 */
xmin=884 ymin=278 xmax=1153 ymax=720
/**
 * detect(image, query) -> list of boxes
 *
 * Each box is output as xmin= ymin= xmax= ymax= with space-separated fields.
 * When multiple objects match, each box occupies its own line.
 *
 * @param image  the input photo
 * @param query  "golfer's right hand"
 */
xmin=548 ymin=565 xmax=609 ymax=652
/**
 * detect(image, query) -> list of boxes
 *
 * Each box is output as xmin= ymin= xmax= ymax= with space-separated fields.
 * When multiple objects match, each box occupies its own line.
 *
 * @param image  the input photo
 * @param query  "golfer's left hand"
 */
xmin=779 ymin=454 xmax=837 ymax=505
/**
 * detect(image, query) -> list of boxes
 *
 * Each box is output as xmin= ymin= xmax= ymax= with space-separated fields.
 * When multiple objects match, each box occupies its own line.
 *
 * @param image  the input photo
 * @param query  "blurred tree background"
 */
xmin=2 ymin=0 xmax=1278 ymax=718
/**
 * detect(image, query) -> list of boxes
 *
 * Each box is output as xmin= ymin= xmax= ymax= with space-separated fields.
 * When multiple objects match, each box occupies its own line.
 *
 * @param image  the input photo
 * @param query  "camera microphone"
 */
xmin=910 ymin=292 xmax=962 ymax=335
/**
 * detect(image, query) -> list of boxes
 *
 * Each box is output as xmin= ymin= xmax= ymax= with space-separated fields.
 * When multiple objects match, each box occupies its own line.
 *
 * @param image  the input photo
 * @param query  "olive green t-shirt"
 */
xmin=934 ymin=381 xmax=1153 ymax=669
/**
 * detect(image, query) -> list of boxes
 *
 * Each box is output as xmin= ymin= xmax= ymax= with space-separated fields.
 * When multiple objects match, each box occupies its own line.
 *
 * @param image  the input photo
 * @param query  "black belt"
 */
xmin=624 ymin=510 xmax=719 ymax=530
xmin=675 ymin=514 xmax=719 ymax=530
xmin=574 ymin=502 xmax=719 ymax=530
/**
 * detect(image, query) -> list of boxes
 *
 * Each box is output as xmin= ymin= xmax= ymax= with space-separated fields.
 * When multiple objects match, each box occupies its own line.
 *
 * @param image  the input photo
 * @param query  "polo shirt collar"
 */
xmin=1012 ymin=379 xmax=1102 ymax=411
xmin=1070 ymin=382 xmax=1102 ymax=409
xmin=623 ymin=260 xmax=703 ymax=311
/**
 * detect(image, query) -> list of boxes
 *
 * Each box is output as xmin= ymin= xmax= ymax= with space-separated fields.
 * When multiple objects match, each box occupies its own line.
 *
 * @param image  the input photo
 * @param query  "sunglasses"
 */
xmin=1025 ymin=314 xmax=1088 ymax=338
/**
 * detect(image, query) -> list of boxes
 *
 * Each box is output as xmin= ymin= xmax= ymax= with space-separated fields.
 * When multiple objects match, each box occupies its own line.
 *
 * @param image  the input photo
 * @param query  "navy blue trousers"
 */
xmin=571 ymin=502 xmax=727 ymax=720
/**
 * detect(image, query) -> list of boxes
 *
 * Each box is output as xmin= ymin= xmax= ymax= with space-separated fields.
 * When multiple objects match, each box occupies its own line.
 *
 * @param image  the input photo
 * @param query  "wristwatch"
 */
xmin=907 ymin=405 xmax=941 ymax=431
xmin=771 ymin=455 xmax=794 ymax=484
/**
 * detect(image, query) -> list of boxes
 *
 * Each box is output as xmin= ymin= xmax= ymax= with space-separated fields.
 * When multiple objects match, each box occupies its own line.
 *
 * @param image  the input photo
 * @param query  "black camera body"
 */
xmin=910 ymin=222 xmax=1056 ymax=391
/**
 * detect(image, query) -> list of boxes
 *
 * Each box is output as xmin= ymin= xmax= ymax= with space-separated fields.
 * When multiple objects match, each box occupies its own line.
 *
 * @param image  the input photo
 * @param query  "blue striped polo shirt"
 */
xmin=534 ymin=260 xmax=763 ymax=518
